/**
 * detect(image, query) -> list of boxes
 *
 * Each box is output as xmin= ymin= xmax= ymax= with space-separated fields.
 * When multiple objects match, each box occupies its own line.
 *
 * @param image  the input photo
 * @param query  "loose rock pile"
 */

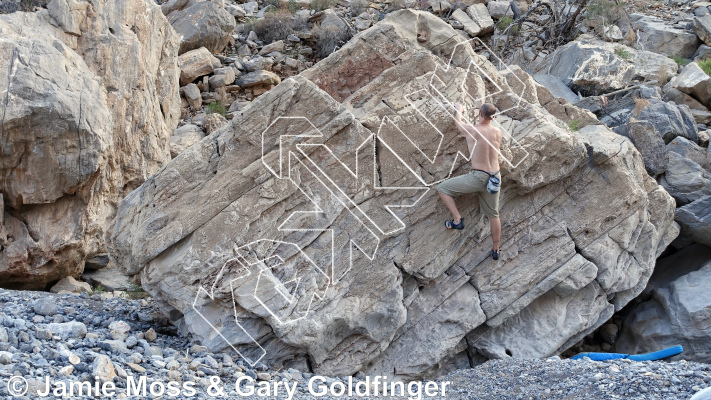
xmin=2 ymin=288 xmax=711 ymax=400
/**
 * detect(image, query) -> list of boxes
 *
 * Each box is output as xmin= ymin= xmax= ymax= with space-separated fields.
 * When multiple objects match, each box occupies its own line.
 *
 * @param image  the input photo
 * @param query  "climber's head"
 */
xmin=479 ymin=103 xmax=497 ymax=124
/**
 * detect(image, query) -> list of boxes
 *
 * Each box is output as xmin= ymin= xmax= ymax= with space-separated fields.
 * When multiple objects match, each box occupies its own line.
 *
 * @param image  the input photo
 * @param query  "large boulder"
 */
xmin=667 ymin=136 xmax=709 ymax=170
xmin=168 ymin=1 xmax=236 ymax=55
xmin=643 ymin=243 xmax=711 ymax=296
xmin=107 ymin=10 xmax=677 ymax=379
xmin=670 ymin=62 xmax=711 ymax=107
xmin=466 ymin=4 xmax=494 ymax=35
xmin=451 ymin=9 xmax=481 ymax=37
xmin=636 ymin=100 xmax=699 ymax=144
xmin=693 ymin=14 xmax=711 ymax=47
xmin=675 ymin=196 xmax=711 ymax=247
xmin=625 ymin=119 xmax=668 ymax=176
xmin=533 ymin=74 xmax=579 ymax=104
xmin=178 ymin=47 xmax=221 ymax=86
xmin=617 ymin=257 xmax=711 ymax=363
xmin=659 ymin=151 xmax=711 ymax=205
xmin=536 ymin=35 xmax=676 ymax=96
xmin=632 ymin=14 xmax=700 ymax=59
xmin=0 ymin=0 xmax=180 ymax=289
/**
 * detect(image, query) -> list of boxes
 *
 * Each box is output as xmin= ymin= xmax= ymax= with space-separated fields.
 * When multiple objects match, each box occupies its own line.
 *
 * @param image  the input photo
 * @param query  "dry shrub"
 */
xmin=311 ymin=25 xmax=352 ymax=59
xmin=311 ymin=0 xmax=337 ymax=11
xmin=633 ymin=96 xmax=650 ymax=117
xmin=349 ymin=0 xmax=367 ymax=15
xmin=244 ymin=11 xmax=296 ymax=44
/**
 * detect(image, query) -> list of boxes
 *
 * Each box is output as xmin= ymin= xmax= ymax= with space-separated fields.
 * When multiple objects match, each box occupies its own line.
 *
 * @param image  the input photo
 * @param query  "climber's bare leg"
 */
xmin=489 ymin=216 xmax=501 ymax=252
xmin=439 ymin=192 xmax=462 ymax=224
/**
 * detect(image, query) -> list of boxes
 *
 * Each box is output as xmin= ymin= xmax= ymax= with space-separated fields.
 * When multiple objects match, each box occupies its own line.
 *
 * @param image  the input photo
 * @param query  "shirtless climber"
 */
xmin=436 ymin=102 xmax=503 ymax=260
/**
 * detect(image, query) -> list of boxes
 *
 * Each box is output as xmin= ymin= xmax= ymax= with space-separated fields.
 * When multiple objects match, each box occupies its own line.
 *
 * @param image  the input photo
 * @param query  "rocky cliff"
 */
xmin=107 ymin=10 xmax=678 ymax=379
xmin=0 ymin=0 xmax=180 ymax=288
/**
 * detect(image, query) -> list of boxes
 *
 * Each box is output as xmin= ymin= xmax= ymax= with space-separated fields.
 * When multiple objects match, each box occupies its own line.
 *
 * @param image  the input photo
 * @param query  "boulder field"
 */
xmin=107 ymin=10 xmax=678 ymax=379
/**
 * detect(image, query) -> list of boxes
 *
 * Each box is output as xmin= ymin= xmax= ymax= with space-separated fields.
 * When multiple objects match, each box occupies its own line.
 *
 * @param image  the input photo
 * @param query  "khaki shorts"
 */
xmin=436 ymin=170 xmax=500 ymax=218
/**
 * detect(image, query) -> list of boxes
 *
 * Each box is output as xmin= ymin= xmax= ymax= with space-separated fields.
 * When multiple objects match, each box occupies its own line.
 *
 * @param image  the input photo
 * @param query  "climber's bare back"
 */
xmin=462 ymin=123 xmax=502 ymax=172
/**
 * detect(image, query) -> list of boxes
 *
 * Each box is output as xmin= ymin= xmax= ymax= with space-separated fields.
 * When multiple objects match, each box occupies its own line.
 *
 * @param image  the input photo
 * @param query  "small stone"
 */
xmin=144 ymin=328 xmax=157 ymax=343
xmin=100 ymin=339 xmax=129 ymax=354
xmin=126 ymin=362 xmax=146 ymax=373
xmin=125 ymin=336 xmax=138 ymax=348
xmin=146 ymin=346 xmax=163 ymax=357
xmin=33 ymin=298 xmax=58 ymax=316
xmin=114 ymin=363 xmax=128 ymax=378
xmin=204 ymin=355 xmax=219 ymax=369
xmin=92 ymin=354 xmax=116 ymax=384
xmin=68 ymin=354 xmax=80 ymax=365
xmin=191 ymin=345 xmax=208 ymax=354
xmin=35 ymin=328 xmax=52 ymax=340
xmin=0 ymin=351 xmax=12 ymax=364
xmin=257 ymin=372 xmax=271 ymax=381
xmin=47 ymin=321 xmax=87 ymax=339
xmin=58 ymin=366 xmax=74 ymax=376
xmin=109 ymin=320 xmax=131 ymax=341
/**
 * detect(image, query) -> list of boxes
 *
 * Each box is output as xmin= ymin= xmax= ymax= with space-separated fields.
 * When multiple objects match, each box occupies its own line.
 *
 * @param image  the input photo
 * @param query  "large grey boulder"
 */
xmin=178 ymin=47 xmax=221 ymax=86
xmin=670 ymin=62 xmax=711 ymax=107
xmin=626 ymin=119 xmax=668 ymax=176
xmin=536 ymin=35 xmax=676 ymax=95
xmin=637 ymin=100 xmax=699 ymax=144
xmin=693 ymin=14 xmax=711 ymax=47
xmin=466 ymin=4 xmax=494 ymax=35
xmin=487 ymin=0 xmax=512 ymax=19
xmin=694 ymin=44 xmax=711 ymax=61
xmin=1 ymin=0 xmax=180 ymax=289
xmin=643 ymin=244 xmax=711 ymax=296
xmin=665 ymin=86 xmax=708 ymax=111
xmin=451 ymin=9 xmax=481 ymax=37
xmin=108 ymin=10 xmax=677 ymax=380
xmin=168 ymin=1 xmax=236 ymax=55
xmin=633 ymin=15 xmax=700 ymax=58
xmin=235 ymin=70 xmax=281 ymax=88
xmin=536 ymin=36 xmax=635 ymax=95
xmin=533 ymin=74 xmax=579 ymax=104
xmin=675 ymin=196 xmax=711 ymax=247
xmin=667 ymin=136 xmax=709 ymax=170
xmin=660 ymin=151 xmax=711 ymax=205
xmin=617 ymin=259 xmax=711 ymax=363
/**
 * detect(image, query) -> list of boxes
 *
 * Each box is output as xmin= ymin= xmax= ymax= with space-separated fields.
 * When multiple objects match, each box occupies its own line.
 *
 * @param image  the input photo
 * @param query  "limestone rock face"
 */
xmin=107 ymin=10 xmax=678 ymax=379
xmin=0 ymin=0 xmax=180 ymax=289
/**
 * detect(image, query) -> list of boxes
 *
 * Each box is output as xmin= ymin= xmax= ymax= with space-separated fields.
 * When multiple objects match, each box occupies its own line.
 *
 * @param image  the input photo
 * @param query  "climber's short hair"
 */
xmin=480 ymin=103 xmax=497 ymax=120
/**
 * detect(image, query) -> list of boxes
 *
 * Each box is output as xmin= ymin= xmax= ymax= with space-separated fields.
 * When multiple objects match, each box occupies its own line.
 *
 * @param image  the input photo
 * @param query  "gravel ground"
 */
xmin=0 ymin=288 xmax=709 ymax=400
